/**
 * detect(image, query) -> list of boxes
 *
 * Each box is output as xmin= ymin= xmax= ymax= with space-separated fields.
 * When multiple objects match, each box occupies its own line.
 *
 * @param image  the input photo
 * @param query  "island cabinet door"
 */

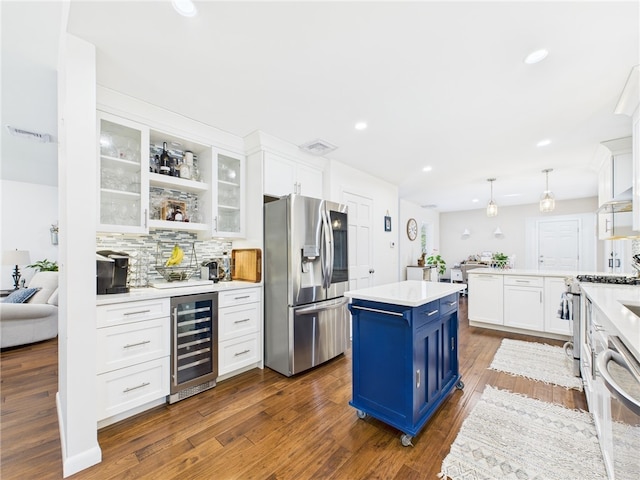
xmin=441 ymin=312 xmax=458 ymax=389
xmin=413 ymin=319 xmax=443 ymax=421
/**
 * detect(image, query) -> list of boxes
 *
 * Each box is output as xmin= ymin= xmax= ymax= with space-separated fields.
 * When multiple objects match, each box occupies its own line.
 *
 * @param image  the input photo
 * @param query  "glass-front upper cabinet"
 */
xmin=213 ymin=150 xmax=245 ymax=238
xmin=97 ymin=112 xmax=149 ymax=234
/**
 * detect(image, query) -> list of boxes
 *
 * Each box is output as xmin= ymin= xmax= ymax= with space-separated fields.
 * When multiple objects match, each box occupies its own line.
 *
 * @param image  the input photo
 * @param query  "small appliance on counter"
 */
xmin=200 ymin=260 xmax=220 ymax=283
xmin=96 ymin=250 xmax=130 ymax=294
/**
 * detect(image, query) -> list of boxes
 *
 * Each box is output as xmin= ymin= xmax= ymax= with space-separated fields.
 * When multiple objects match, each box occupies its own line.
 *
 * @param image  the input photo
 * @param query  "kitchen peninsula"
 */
xmin=345 ymin=280 xmax=466 ymax=445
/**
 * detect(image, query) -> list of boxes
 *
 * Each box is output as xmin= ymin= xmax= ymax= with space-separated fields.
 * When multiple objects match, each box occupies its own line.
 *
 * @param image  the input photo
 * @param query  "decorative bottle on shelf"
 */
xmin=222 ymin=251 xmax=231 ymax=281
xmin=159 ymin=142 xmax=171 ymax=175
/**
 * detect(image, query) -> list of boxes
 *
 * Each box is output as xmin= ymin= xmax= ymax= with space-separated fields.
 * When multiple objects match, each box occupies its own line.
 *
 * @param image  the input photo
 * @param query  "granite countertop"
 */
xmin=467 ymin=268 xmax=574 ymax=278
xmin=580 ymin=283 xmax=640 ymax=362
xmin=344 ymin=280 xmax=466 ymax=308
xmin=96 ymin=281 xmax=260 ymax=305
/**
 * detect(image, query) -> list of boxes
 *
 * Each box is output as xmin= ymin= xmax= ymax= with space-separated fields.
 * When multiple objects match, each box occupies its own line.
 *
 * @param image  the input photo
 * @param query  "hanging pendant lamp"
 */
xmin=539 ymin=168 xmax=555 ymax=212
xmin=486 ymin=178 xmax=498 ymax=217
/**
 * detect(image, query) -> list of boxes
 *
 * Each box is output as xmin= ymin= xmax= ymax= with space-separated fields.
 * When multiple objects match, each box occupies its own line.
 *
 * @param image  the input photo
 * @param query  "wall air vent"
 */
xmin=298 ymin=138 xmax=338 ymax=156
xmin=6 ymin=125 xmax=53 ymax=143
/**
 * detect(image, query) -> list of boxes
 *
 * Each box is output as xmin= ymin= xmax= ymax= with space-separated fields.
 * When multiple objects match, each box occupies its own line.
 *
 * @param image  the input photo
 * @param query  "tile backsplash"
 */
xmin=97 ymin=230 xmax=232 ymax=287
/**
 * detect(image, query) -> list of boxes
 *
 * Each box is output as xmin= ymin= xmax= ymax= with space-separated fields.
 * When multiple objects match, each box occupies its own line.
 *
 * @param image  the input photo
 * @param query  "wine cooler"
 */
xmin=169 ymin=292 xmax=218 ymax=404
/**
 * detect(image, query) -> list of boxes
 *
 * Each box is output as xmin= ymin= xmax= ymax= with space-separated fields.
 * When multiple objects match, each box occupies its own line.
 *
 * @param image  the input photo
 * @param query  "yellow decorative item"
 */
xmin=165 ymin=244 xmax=184 ymax=267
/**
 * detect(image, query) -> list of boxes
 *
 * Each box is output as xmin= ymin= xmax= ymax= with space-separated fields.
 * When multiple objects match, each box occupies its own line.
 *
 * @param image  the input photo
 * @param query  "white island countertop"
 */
xmin=580 ymin=283 xmax=640 ymax=361
xmin=467 ymin=268 xmax=575 ymax=278
xmin=344 ymin=280 xmax=466 ymax=308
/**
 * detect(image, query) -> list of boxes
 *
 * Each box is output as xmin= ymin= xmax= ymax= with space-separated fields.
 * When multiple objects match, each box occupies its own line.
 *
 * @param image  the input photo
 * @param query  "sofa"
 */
xmin=0 ymin=271 xmax=58 ymax=348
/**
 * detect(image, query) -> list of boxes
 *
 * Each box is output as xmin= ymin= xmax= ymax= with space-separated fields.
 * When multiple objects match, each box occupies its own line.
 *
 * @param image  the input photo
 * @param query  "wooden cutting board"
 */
xmin=231 ymin=249 xmax=262 ymax=283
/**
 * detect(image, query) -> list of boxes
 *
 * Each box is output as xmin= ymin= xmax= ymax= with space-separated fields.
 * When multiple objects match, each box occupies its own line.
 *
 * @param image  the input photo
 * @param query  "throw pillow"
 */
xmin=2 ymin=287 xmax=41 ymax=304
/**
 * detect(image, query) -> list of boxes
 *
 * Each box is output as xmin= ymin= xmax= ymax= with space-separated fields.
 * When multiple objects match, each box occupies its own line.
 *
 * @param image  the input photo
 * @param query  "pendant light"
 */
xmin=486 ymin=178 xmax=498 ymax=217
xmin=539 ymin=168 xmax=555 ymax=212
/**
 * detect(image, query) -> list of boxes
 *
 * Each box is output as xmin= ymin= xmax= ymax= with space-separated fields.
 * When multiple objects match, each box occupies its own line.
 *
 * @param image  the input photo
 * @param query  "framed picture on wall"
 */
xmin=384 ymin=215 xmax=392 ymax=232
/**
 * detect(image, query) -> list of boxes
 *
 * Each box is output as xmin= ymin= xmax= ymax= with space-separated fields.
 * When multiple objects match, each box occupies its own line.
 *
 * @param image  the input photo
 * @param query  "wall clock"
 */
xmin=406 ymin=218 xmax=418 ymax=241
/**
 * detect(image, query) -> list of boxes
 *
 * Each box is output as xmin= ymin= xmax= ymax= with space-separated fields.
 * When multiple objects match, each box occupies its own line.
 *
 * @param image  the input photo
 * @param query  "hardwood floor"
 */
xmin=1 ymin=298 xmax=587 ymax=479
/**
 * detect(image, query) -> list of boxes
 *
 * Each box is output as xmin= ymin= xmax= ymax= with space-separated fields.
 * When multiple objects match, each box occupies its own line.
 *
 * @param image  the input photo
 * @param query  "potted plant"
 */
xmin=426 ymin=253 xmax=447 ymax=278
xmin=492 ymin=252 xmax=509 ymax=269
xmin=27 ymin=259 xmax=58 ymax=272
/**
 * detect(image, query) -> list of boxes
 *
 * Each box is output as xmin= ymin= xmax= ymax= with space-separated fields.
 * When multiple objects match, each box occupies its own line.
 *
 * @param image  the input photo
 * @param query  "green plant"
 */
xmin=492 ymin=252 xmax=509 ymax=269
xmin=27 ymin=259 xmax=58 ymax=272
xmin=426 ymin=253 xmax=446 ymax=276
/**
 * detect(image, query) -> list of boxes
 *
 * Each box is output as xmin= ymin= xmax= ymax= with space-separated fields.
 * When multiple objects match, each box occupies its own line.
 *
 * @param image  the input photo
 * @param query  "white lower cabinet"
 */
xmin=469 ymin=272 xmax=572 ymax=339
xmin=503 ymin=276 xmax=543 ymax=331
xmin=468 ymin=273 xmax=503 ymax=325
xmin=218 ymin=287 xmax=262 ymax=377
xmin=96 ymin=298 xmax=170 ymax=425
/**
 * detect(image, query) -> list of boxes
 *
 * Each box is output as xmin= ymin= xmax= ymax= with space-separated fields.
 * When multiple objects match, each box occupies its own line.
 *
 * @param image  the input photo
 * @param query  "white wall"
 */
xmin=326 ymin=160 xmax=400 ymax=285
xmin=0 ymin=180 xmax=59 ymax=289
xmin=439 ymin=197 xmax=600 ymax=275
xmin=399 ymin=198 xmax=439 ymax=279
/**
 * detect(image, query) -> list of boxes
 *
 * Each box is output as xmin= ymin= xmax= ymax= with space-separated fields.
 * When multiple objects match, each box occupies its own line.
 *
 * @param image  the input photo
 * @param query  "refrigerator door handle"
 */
xmin=295 ymin=297 xmax=349 ymax=314
xmin=321 ymin=207 xmax=333 ymax=289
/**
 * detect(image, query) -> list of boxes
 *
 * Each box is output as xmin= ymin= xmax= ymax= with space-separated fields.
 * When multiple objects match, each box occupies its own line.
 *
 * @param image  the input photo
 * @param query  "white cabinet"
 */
xmin=597 ymin=138 xmax=634 ymax=239
xmin=96 ymin=298 xmax=170 ymax=426
xmin=97 ymin=112 xmax=149 ymax=234
xmin=504 ymin=276 xmax=544 ymax=331
xmin=544 ymin=276 xmax=571 ymax=335
xmin=406 ymin=266 xmax=434 ymax=281
xmin=213 ymin=149 xmax=246 ymax=238
xmin=468 ymin=273 xmax=503 ymax=325
xmin=218 ymin=287 xmax=262 ymax=377
xmin=264 ymin=151 xmax=323 ymax=198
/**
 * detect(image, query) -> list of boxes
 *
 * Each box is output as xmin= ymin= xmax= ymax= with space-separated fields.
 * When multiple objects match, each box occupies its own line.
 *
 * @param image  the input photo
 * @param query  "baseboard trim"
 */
xmin=56 ymin=392 xmax=102 ymax=478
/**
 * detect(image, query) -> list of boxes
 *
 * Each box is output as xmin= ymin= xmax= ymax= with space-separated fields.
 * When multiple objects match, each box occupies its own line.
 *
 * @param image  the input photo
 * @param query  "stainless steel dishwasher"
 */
xmin=168 ymin=292 xmax=218 ymax=403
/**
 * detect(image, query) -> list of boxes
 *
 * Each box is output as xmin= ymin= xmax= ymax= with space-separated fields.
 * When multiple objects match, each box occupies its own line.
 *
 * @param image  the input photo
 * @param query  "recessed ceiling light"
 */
xmin=472 ymin=198 xmax=479 ymax=203
xmin=354 ymin=121 xmax=367 ymax=131
xmin=422 ymin=166 xmax=433 ymax=172
xmin=536 ymin=138 xmax=551 ymax=147
xmin=172 ymin=0 xmax=197 ymax=17
xmin=503 ymin=193 xmax=522 ymax=198
xmin=524 ymin=49 xmax=549 ymax=65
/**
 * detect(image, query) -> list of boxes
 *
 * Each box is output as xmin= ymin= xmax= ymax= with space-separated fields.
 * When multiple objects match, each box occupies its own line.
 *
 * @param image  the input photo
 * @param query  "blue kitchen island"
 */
xmin=345 ymin=280 xmax=467 ymax=446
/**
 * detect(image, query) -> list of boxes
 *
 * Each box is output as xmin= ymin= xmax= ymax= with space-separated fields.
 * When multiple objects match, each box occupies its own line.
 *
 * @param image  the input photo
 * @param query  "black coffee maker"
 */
xmin=97 ymin=250 xmax=130 ymax=294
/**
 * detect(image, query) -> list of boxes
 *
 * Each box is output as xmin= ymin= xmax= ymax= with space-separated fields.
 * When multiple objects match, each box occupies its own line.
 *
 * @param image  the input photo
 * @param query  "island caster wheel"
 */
xmin=401 ymin=434 xmax=413 ymax=447
xmin=456 ymin=380 xmax=465 ymax=390
xmin=356 ymin=409 xmax=367 ymax=419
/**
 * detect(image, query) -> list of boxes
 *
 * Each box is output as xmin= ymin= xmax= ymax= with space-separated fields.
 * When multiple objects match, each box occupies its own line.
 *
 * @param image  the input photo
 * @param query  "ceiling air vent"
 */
xmin=298 ymin=138 xmax=338 ymax=156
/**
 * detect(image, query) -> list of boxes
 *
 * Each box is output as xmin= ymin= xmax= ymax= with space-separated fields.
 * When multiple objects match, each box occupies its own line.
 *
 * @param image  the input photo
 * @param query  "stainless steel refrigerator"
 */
xmin=264 ymin=194 xmax=349 ymax=376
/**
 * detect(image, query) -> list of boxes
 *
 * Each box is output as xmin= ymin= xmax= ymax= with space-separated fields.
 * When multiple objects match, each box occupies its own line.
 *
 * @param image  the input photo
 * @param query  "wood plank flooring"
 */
xmin=1 ymin=298 xmax=587 ymax=479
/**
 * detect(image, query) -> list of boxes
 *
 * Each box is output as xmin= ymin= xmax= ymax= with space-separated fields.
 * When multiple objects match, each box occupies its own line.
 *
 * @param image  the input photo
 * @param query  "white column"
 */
xmin=57 ymin=30 xmax=101 ymax=476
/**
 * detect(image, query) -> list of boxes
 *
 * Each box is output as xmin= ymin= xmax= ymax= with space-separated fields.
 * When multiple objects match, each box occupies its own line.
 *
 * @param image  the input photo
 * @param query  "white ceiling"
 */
xmin=6 ymin=1 xmax=640 ymax=212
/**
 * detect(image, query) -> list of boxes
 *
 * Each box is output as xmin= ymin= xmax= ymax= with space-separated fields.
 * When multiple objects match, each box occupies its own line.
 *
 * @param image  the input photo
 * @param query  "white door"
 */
xmin=342 ymin=192 xmax=373 ymax=290
xmin=537 ymin=219 xmax=579 ymax=271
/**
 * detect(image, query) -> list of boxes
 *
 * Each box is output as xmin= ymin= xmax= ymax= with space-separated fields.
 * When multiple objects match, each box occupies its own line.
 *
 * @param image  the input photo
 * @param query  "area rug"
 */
xmin=439 ymin=385 xmax=607 ymax=480
xmin=489 ymin=338 xmax=583 ymax=391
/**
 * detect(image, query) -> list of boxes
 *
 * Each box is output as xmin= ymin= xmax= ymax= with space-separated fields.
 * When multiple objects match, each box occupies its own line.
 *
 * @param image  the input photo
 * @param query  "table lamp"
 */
xmin=2 ymin=249 xmax=31 ymax=290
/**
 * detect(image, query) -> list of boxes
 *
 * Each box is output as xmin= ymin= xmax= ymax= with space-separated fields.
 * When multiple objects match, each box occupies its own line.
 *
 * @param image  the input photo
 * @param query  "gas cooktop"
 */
xmin=576 ymin=274 xmax=640 ymax=285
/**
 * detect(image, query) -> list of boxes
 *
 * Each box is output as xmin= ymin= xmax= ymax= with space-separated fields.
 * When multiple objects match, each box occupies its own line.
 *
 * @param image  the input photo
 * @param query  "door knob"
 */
xmin=369 ymin=269 xmax=375 ymax=274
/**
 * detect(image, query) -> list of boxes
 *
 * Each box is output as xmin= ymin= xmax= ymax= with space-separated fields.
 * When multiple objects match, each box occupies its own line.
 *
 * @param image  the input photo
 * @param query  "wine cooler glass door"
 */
xmin=171 ymin=293 xmax=218 ymax=394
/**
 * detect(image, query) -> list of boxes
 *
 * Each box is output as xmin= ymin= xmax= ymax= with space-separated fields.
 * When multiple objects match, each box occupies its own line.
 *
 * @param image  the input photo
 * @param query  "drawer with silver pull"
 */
xmin=219 ymin=333 xmax=260 ymax=375
xmin=96 ymin=317 xmax=170 ymax=374
xmin=218 ymin=287 xmax=261 ymax=308
xmin=503 ymin=276 xmax=544 ymax=287
xmin=97 ymin=298 xmax=170 ymax=327
xmin=439 ymin=293 xmax=459 ymax=316
xmin=219 ymin=302 xmax=260 ymax=342
xmin=96 ymin=356 xmax=169 ymax=421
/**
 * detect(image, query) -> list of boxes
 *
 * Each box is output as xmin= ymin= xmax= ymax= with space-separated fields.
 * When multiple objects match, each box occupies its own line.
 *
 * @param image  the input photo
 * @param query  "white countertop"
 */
xmin=467 ymin=268 xmax=574 ymax=278
xmin=96 ymin=281 xmax=260 ymax=305
xmin=344 ymin=280 xmax=466 ymax=307
xmin=580 ymin=283 xmax=640 ymax=361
